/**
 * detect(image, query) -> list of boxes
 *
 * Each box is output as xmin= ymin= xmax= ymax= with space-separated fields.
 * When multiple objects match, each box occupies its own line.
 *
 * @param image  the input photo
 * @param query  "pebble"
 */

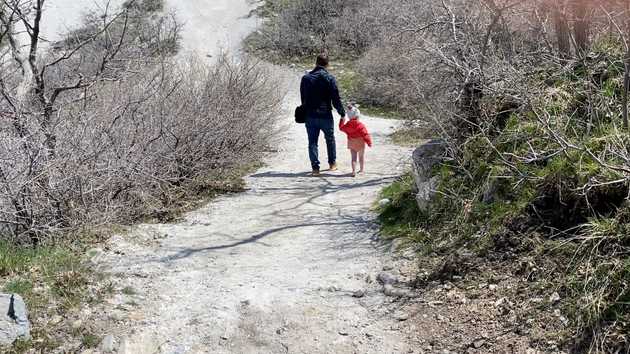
xmin=473 ymin=339 xmax=485 ymax=348
xmin=377 ymin=272 xmax=397 ymax=285
xmin=393 ymin=311 xmax=409 ymax=321
xmin=101 ymin=334 xmax=116 ymax=353
xmin=549 ymin=292 xmax=561 ymax=304
xmin=378 ymin=198 xmax=392 ymax=207
xmin=71 ymin=320 xmax=83 ymax=330
xmin=49 ymin=315 xmax=63 ymax=325
xmin=352 ymin=289 xmax=366 ymax=298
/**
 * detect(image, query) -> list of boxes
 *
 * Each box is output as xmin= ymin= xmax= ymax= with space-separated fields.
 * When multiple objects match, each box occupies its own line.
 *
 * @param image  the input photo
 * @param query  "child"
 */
xmin=339 ymin=104 xmax=372 ymax=177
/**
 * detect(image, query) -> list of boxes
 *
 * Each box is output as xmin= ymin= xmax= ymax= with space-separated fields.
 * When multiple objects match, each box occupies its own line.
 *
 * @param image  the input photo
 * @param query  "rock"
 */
xmin=411 ymin=140 xmax=446 ymax=211
xmin=71 ymin=319 xmax=83 ymax=330
xmin=0 ymin=294 xmax=30 ymax=345
xmin=378 ymin=198 xmax=391 ymax=207
xmin=488 ymin=284 xmax=498 ymax=291
xmin=101 ymin=334 xmax=116 ymax=353
xmin=118 ymin=333 xmax=160 ymax=354
xmin=549 ymin=292 xmax=561 ymax=304
xmin=393 ymin=311 xmax=409 ymax=321
xmin=49 ymin=315 xmax=63 ymax=325
xmin=383 ymin=284 xmax=411 ymax=298
xmin=377 ymin=272 xmax=397 ymax=285
xmin=352 ymin=289 xmax=366 ymax=298
xmin=472 ymin=339 xmax=485 ymax=348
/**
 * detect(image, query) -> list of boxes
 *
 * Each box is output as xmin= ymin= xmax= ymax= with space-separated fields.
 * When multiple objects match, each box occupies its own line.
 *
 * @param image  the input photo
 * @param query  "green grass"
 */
xmin=390 ymin=128 xmax=427 ymax=146
xmin=81 ymin=333 xmax=100 ymax=348
xmin=121 ymin=286 xmax=136 ymax=296
xmin=376 ymin=174 xmax=428 ymax=244
xmin=0 ymin=241 xmax=92 ymax=352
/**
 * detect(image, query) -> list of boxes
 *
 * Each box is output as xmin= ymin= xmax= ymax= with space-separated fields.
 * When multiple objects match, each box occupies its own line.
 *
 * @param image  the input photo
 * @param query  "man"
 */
xmin=300 ymin=53 xmax=346 ymax=176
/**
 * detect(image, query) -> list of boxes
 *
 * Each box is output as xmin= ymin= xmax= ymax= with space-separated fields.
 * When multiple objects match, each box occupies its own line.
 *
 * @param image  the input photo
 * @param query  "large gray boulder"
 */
xmin=0 ymin=294 xmax=31 ymax=345
xmin=411 ymin=139 xmax=446 ymax=211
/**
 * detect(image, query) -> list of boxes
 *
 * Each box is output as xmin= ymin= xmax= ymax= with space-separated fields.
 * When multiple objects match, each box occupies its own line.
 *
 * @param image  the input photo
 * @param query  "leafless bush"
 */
xmin=0 ymin=0 xmax=284 ymax=243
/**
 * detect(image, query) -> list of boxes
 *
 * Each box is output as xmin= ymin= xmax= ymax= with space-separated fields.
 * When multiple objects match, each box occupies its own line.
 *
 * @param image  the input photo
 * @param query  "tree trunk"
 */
xmin=553 ymin=1 xmax=571 ymax=57
xmin=572 ymin=0 xmax=590 ymax=55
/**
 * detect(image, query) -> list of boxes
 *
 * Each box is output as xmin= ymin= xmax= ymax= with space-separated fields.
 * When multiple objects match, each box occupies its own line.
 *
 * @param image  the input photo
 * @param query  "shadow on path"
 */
xmin=163 ymin=220 xmax=366 ymax=262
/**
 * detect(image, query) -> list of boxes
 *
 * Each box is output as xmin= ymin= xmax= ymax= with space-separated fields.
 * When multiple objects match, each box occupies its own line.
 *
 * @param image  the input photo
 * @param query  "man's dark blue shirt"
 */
xmin=300 ymin=66 xmax=346 ymax=120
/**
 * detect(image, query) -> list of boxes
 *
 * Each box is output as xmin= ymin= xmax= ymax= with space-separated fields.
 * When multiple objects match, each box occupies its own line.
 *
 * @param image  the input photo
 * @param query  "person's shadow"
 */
xmin=251 ymin=171 xmax=353 ymax=178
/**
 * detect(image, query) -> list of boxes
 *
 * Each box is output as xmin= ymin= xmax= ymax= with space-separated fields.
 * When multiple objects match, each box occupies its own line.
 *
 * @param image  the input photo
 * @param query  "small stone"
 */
xmin=352 ymin=290 xmax=366 ymax=298
xmin=488 ymin=284 xmax=498 ymax=291
xmin=378 ymin=198 xmax=391 ymax=207
xmin=473 ymin=339 xmax=485 ymax=348
xmin=71 ymin=320 xmax=83 ymax=330
xmin=494 ymin=297 xmax=512 ymax=308
xmin=49 ymin=315 xmax=63 ymax=325
xmin=377 ymin=272 xmax=397 ymax=285
xmin=549 ymin=292 xmax=561 ymax=304
xmin=393 ymin=311 xmax=409 ymax=321
xmin=0 ymin=294 xmax=30 ymax=345
xmin=101 ymin=334 xmax=116 ymax=353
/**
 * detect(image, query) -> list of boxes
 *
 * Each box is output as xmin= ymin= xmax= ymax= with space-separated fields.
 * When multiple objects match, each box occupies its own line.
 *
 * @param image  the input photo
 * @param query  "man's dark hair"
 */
xmin=316 ymin=53 xmax=329 ymax=67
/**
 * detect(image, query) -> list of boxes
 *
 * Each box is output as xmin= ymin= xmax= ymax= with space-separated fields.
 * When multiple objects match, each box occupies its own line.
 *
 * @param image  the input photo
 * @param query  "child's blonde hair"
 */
xmin=347 ymin=103 xmax=361 ymax=120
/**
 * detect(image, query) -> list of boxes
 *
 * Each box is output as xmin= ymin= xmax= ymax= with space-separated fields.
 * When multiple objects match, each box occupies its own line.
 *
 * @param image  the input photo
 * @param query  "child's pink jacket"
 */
xmin=339 ymin=119 xmax=373 ymax=147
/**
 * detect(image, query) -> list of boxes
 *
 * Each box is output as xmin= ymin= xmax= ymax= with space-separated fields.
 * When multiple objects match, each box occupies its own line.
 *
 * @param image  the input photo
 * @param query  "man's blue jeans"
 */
xmin=306 ymin=117 xmax=336 ymax=171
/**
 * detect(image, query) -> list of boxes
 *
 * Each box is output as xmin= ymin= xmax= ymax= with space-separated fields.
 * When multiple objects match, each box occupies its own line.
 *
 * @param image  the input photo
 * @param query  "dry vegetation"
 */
xmin=1 ymin=0 xmax=283 ymax=351
xmin=252 ymin=0 xmax=630 ymax=352
xmin=0 ymin=0 xmax=283 ymax=244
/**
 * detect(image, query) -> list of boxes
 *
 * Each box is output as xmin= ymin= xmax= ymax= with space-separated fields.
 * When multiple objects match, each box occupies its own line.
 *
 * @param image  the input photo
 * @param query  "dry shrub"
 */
xmin=0 ymin=0 xmax=285 ymax=243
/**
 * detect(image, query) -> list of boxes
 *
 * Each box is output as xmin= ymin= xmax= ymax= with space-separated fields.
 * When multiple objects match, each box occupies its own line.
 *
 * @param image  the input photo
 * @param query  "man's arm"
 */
xmin=300 ymin=76 xmax=307 ymax=106
xmin=330 ymin=76 xmax=345 ymax=118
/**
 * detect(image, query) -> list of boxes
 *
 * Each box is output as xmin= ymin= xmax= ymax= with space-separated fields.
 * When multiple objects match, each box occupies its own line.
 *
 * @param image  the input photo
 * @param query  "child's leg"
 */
xmin=351 ymin=150 xmax=358 ymax=175
xmin=358 ymin=149 xmax=365 ymax=173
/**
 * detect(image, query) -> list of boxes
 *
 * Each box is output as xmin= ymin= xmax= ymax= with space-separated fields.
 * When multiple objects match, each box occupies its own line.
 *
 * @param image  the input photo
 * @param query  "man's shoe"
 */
xmin=312 ymin=169 xmax=321 ymax=176
xmin=329 ymin=163 xmax=338 ymax=172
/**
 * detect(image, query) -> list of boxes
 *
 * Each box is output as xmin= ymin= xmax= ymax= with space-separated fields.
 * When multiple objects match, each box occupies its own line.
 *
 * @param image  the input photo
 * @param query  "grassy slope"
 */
xmin=376 ymin=42 xmax=630 ymax=352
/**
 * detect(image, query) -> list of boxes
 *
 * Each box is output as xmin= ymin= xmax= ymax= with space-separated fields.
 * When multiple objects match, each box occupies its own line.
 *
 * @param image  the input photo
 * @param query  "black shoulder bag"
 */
xmin=295 ymin=105 xmax=306 ymax=124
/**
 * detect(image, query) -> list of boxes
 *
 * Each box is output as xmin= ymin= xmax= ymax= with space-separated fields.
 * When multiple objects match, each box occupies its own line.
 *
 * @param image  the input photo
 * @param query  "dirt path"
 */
xmin=99 ymin=85 xmax=414 ymax=353
xmin=89 ymin=2 xmax=415 ymax=353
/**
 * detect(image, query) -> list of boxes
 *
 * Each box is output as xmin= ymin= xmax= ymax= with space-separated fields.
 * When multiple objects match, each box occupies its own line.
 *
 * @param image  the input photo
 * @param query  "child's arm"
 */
xmin=361 ymin=124 xmax=373 ymax=147
xmin=365 ymin=133 xmax=373 ymax=147
xmin=339 ymin=118 xmax=347 ymax=132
